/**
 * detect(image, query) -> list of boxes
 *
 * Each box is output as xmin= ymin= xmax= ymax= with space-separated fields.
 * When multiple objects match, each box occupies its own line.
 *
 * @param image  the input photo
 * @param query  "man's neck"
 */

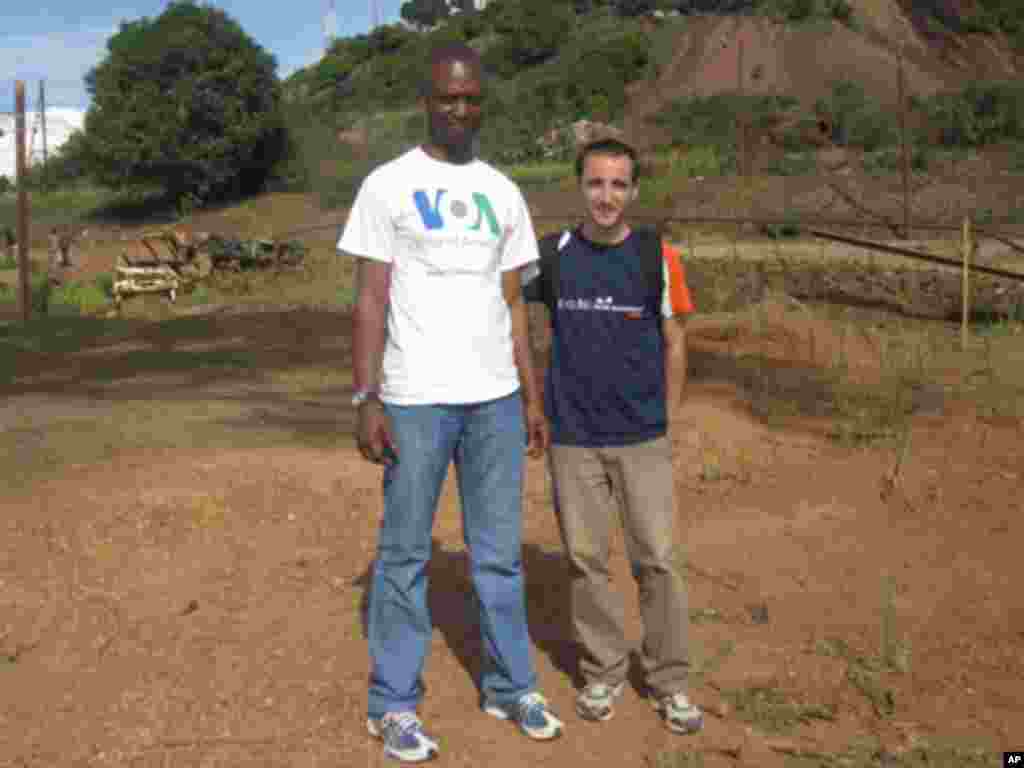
xmin=422 ymin=142 xmax=474 ymax=165
xmin=580 ymin=221 xmax=631 ymax=246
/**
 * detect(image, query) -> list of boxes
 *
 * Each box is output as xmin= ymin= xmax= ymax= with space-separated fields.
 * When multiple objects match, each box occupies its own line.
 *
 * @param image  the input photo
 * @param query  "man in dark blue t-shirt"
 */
xmin=523 ymin=137 xmax=702 ymax=735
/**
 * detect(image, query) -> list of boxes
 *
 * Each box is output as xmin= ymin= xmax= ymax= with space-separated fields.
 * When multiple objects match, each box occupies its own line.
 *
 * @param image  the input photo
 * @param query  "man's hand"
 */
xmin=524 ymin=400 xmax=549 ymax=459
xmin=357 ymin=402 xmax=399 ymax=465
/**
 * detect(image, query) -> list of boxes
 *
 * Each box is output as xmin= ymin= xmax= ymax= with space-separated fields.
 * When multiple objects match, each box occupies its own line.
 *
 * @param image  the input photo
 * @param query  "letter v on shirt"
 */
xmin=337 ymin=147 xmax=540 ymax=405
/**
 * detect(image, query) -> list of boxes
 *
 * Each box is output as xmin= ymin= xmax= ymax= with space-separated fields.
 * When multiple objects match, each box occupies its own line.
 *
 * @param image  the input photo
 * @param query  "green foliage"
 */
xmin=0 ymin=177 xmax=12 ymax=196
xmin=912 ymin=80 xmax=1024 ymax=147
xmin=282 ymin=101 xmax=419 ymax=208
xmin=764 ymin=151 xmax=817 ymax=176
xmin=637 ymin=146 xmax=735 ymax=207
xmin=861 ymin=145 xmax=931 ymax=175
xmin=93 ymin=272 xmax=115 ymax=299
xmin=400 ymin=0 xmax=452 ymax=28
xmin=758 ymin=0 xmax=853 ymax=23
xmin=762 ymin=213 xmax=802 ymax=238
xmin=82 ymin=1 xmax=285 ymax=206
xmin=815 ymin=80 xmax=898 ymax=150
xmin=484 ymin=0 xmax=574 ymax=76
xmin=49 ymin=280 xmax=110 ymax=317
xmin=1010 ymin=143 xmax=1024 ymax=172
xmin=651 ymin=93 xmax=798 ymax=151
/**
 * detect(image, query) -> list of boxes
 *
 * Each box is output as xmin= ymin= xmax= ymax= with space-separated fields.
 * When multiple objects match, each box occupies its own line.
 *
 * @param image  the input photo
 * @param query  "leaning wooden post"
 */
xmin=897 ymin=46 xmax=911 ymax=240
xmin=961 ymin=215 xmax=972 ymax=351
xmin=15 ymin=81 xmax=31 ymax=323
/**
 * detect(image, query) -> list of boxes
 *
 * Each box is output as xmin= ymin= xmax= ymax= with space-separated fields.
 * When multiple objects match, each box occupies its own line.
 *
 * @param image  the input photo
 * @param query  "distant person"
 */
xmin=523 ymin=137 xmax=703 ymax=735
xmin=337 ymin=41 xmax=563 ymax=764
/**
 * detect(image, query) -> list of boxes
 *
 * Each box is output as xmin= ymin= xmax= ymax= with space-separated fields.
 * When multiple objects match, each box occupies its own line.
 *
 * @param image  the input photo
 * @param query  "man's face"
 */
xmin=425 ymin=58 xmax=483 ymax=155
xmin=580 ymin=153 xmax=637 ymax=234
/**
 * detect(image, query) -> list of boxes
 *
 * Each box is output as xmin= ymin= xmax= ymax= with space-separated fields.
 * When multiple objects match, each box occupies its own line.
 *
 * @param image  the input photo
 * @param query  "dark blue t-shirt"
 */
xmin=538 ymin=230 xmax=668 ymax=447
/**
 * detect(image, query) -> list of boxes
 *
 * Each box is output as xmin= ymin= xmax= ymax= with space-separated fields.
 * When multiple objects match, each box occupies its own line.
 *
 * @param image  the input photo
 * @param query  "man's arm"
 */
xmin=503 ymin=267 xmax=548 ymax=457
xmin=352 ymin=256 xmax=392 ymax=393
xmin=663 ymin=314 xmax=688 ymax=424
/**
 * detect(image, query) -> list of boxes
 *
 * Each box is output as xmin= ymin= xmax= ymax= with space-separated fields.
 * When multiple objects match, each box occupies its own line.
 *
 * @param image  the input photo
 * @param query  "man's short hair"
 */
xmin=420 ymin=42 xmax=484 ymax=98
xmin=575 ymin=138 xmax=640 ymax=184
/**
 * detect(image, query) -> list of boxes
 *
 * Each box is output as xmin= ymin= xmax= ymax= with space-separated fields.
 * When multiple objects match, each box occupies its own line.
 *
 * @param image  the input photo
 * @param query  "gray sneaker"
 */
xmin=654 ymin=692 xmax=704 ymax=734
xmin=575 ymin=681 xmax=626 ymax=722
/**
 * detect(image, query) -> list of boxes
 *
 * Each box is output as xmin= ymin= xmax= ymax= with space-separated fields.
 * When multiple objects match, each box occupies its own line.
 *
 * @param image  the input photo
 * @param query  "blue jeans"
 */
xmin=367 ymin=392 xmax=537 ymax=718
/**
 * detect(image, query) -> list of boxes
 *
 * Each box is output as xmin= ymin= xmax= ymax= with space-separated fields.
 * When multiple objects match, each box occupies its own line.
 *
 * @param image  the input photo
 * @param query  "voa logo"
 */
xmin=413 ymin=190 xmax=500 ymax=237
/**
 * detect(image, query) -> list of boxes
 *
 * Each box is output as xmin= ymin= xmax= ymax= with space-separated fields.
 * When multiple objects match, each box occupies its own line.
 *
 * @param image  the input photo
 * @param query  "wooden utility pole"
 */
xmin=39 ymin=80 xmax=48 ymax=190
xmin=15 ymin=82 xmax=31 ymax=322
xmin=897 ymin=48 xmax=911 ymax=240
xmin=737 ymin=36 xmax=747 ymax=179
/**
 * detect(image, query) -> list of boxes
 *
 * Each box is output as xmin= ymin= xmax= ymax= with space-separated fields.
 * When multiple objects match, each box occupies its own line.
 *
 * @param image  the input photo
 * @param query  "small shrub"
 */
xmin=93 ymin=272 xmax=115 ymax=299
xmin=765 ymin=151 xmax=817 ymax=176
xmin=49 ymin=281 xmax=110 ymax=316
xmin=816 ymin=80 xmax=899 ymax=150
xmin=762 ymin=214 xmax=802 ymax=238
xmin=862 ymin=144 xmax=931 ymax=174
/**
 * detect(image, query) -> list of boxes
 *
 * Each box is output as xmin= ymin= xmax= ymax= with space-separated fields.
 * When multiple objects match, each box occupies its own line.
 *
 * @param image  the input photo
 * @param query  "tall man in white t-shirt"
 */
xmin=338 ymin=43 xmax=563 ymax=764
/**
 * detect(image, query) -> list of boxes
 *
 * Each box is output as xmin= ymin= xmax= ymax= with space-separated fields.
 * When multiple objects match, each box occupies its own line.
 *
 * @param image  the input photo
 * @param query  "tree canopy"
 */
xmin=82 ymin=1 xmax=285 ymax=205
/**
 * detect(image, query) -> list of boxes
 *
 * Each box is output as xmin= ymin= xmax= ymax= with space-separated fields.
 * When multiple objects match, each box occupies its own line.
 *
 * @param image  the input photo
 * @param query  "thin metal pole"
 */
xmin=39 ymin=80 xmax=48 ymax=191
xmin=16 ymin=82 xmax=31 ymax=322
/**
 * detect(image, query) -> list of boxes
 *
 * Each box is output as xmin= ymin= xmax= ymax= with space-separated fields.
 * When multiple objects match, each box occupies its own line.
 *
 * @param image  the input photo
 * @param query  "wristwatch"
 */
xmin=351 ymin=389 xmax=382 ymax=408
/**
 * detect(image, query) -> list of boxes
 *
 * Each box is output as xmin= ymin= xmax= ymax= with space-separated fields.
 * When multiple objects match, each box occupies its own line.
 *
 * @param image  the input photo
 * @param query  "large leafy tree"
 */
xmin=83 ymin=1 xmax=284 ymax=204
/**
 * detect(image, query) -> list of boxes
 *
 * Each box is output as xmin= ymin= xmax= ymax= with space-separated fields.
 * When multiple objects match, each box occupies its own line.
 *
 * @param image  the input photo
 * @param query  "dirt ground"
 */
xmin=1 ymin=203 xmax=1022 ymax=767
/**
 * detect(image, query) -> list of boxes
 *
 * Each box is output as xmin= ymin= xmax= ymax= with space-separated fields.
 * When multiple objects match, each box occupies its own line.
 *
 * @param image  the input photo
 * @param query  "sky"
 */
xmin=0 ymin=0 xmax=404 ymax=112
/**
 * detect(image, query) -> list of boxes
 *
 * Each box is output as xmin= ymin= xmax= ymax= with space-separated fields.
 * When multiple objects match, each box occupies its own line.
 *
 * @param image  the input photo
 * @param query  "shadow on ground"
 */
xmin=351 ymin=539 xmax=580 ymax=700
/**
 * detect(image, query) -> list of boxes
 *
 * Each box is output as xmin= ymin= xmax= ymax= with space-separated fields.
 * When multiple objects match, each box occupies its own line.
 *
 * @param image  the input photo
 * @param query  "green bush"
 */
xmin=765 ymin=151 xmax=817 ymax=176
xmin=815 ymin=80 xmax=898 ymax=150
xmin=93 ymin=272 xmax=115 ymax=299
xmin=1010 ymin=143 xmax=1024 ymax=172
xmin=758 ymin=0 xmax=853 ymax=24
xmin=913 ymin=81 xmax=1024 ymax=147
xmin=49 ymin=280 xmax=110 ymax=317
xmin=651 ymin=93 xmax=798 ymax=151
xmin=762 ymin=214 xmax=802 ymax=238
xmin=861 ymin=144 xmax=931 ymax=175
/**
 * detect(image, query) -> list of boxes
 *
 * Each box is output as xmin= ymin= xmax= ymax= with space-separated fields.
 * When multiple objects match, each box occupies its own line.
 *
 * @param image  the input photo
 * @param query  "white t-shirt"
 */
xmin=338 ymin=146 xmax=539 ymax=405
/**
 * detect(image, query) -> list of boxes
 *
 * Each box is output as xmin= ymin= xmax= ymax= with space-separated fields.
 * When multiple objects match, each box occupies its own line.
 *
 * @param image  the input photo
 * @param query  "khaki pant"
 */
xmin=548 ymin=436 xmax=690 ymax=698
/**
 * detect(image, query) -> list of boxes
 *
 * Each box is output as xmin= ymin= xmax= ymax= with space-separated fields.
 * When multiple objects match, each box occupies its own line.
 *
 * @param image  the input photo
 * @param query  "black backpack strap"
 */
xmin=630 ymin=226 xmax=665 ymax=318
xmin=525 ymin=230 xmax=568 ymax=313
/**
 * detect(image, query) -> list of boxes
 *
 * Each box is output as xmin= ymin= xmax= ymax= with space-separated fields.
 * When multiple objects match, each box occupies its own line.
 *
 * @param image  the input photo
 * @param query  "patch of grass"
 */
xmin=690 ymin=607 xmax=724 ymax=624
xmin=638 ymin=146 xmax=736 ymax=208
xmin=783 ymin=735 xmax=997 ymax=767
xmin=500 ymin=161 xmax=574 ymax=186
xmin=812 ymin=635 xmax=896 ymax=718
xmin=49 ymin=280 xmax=111 ymax=317
xmin=722 ymin=685 xmax=836 ymax=734
xmin=649 ymin=751 xmax=704 ymax=768
xmin=690 ymin=639 xmax=736 ymax=685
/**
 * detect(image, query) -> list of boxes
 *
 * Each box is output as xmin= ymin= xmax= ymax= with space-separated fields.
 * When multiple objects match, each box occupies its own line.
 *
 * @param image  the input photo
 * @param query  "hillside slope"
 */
xmin=623 ymin=0 xmax=1021 ymax=149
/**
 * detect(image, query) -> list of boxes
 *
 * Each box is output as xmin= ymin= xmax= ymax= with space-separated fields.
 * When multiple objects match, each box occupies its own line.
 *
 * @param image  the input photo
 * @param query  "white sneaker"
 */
xmin=655 ymin=692 xmax=704 ymax=734
xmin=484 ymin=692 xmax=564 ymax=740
xmin=367 ymin=711 xmax=439 ymax=763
